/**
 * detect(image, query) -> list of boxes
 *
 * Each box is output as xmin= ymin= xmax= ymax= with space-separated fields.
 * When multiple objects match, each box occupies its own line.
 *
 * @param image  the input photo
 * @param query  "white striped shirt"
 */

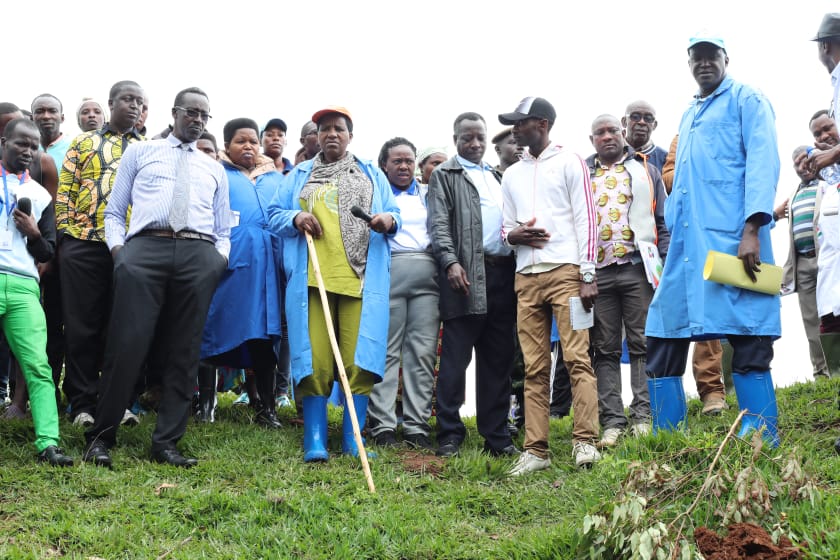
xmin=104 ymin=134 xmax=231 ymax=258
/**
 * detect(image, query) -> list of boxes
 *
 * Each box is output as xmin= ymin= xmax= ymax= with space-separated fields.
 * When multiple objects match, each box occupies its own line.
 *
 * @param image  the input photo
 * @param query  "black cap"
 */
xmin=812 ymin=13 xmax=840 ymax=41
xmin=491 ymin=128 xmax=513 ymax=144
xmin=498 ymin=97 xmax=556 ymax=125
xmin=261 ymin=118 xmax=287 ymax=136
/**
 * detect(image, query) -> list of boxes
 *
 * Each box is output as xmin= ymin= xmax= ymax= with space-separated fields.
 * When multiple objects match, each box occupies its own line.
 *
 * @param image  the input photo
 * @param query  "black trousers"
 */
xmin=85 ymin=236 xmax=226 ymax=451
xmin=59 ymin=235 xmax=112 ymax=416
xmin=436 ymin=260 xmax=516 ymax=451
xmin=41 ymin=259 xmax=64 ymax=404
xmin=646 ymin=335 xmax=774 ymax=378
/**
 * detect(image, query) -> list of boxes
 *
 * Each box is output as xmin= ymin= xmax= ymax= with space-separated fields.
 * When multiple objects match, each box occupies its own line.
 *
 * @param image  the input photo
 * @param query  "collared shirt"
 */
xmin=56 ymin=123 xmax=144 ymax=242
xmin=390 ymin=179 xmax=429 ymax=252
xmin=831 ymin=63 xmax=840 ymax=124
xmin=592 ymin=156 xmax=635 ymax=267
xmin=791 ymin=179 xmax=819 ymax=254
xmin=104 ymin=134 xmax=231 ymax=258
xmin=456 ymin=155 xmax=508 ymax=256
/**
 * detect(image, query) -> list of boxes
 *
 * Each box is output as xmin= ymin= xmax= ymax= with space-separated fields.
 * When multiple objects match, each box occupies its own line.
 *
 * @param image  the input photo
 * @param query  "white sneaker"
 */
xmin=72 ymin=412 xmax=95 ymax=427
xmin=508 ymin=450 xmax=550 ymax=477
xmin=598 ymin=427 xmax=623 ymax=448
xmin=630 ymin=422 xmax=651 ymax=437
xmin=573 ymin=442 xmax=601 ymax=469
xmin=121 ymin=409 xmax=140 ymax=426
xmin=276 ymin=394 xmax=292 ymax=408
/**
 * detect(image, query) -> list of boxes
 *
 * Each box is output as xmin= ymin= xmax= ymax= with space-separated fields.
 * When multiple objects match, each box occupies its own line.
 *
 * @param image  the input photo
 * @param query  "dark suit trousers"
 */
xmin=436 ymin=260 xmax=516 ymax=451
xmin=59 ymin=235 xmax=113 ymax=416
xmin=85 ymin=236 xmax=226 ymax=451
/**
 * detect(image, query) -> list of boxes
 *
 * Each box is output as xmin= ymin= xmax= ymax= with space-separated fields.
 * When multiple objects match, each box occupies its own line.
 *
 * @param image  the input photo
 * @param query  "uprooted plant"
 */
xmin=576 ymin=411 xmax=817 ymax=559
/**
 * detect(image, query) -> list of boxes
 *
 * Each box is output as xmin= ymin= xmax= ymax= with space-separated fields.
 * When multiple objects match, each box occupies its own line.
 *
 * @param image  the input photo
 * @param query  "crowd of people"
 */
xmin=2 ymin=20 xmax=840 ymax=473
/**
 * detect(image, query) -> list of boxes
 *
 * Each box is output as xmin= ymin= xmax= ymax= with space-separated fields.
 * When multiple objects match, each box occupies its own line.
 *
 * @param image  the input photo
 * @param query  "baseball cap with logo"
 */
xmin=498 ymin=97 xmax=556 ymax=125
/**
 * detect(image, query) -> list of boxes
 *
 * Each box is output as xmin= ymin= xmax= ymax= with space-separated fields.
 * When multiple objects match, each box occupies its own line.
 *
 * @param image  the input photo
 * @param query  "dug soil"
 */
xmin=400 ymin=451 xmax=445 ymax=477
xmin=694 ymin=523 xmax=802 ymax=559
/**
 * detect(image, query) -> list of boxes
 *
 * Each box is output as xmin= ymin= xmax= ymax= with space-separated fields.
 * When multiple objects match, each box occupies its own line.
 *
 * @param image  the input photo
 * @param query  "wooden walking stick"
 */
xmin=305 ymin=231 xmax=376 ymax=493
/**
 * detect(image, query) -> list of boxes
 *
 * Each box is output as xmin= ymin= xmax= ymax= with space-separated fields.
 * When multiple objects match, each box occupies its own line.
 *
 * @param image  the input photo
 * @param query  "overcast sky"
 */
xmin=6 ymin=0 xmax=838 ymax=389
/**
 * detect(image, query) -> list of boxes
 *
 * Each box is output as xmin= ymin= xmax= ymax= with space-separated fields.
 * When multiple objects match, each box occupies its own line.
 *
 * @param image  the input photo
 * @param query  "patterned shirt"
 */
xmin=592 ymin=158 xmax=635 ymax=267
xmin=57 ymin=123 xmax=143 ymax=242
xmin=790 ymin=179 xmax=819 ymax=254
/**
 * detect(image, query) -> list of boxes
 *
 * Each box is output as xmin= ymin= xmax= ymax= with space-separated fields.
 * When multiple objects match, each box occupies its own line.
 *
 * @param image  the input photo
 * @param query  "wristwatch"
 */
xmin=581 ymin=271 xmax=596 ymax=284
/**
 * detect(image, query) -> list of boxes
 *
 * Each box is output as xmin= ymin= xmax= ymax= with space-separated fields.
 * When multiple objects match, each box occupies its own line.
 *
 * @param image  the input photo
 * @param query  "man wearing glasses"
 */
xmin=57 ymin=81 xmax=145 ymax=428
xmin=83 ymin=87 xmax=230 ymax=468
xmin=621 ymin=101 xmax=667 ymax=171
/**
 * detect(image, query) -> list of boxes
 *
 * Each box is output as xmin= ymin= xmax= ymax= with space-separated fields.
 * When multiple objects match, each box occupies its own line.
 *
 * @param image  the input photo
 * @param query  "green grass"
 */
xmin=2 ymin=380 xmax=840 ymax=559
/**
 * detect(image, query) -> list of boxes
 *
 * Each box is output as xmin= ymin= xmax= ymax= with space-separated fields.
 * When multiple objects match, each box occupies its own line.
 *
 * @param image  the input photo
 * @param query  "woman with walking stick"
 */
xmin=267 ymin=106 xmax=400 ymax=463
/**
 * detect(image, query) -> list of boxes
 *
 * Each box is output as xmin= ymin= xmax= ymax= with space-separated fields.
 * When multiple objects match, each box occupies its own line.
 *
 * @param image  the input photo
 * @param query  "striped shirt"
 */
xmin=104 ymin=134 xmax=231 ymax=258
xmin=56 ymin=124 xmax=143 ymax=241
xmin=790 ymin=180 xmax=819 ymax=254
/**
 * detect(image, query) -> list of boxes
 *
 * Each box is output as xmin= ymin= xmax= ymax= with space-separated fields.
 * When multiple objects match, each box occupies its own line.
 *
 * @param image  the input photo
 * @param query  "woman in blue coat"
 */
xmin=267 ymin=106 xmax=401 ymax=462
xmin=201 ymin=118 xmax=285 ymax=429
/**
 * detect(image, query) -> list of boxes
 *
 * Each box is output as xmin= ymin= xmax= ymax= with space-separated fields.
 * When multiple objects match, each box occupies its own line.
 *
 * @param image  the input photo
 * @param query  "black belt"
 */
xmin=484 ymin=254 xmax=514 ymax=267
xmin=799 ymin=250 xmax=817 ymax=258
xmin=136 ymin=229 xmax=214 ymax=243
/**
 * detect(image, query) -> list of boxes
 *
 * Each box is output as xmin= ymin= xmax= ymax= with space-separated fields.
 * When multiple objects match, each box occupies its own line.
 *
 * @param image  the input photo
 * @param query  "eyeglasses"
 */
xmin=174 ymin=106 xmax=212 ymax=122
xmin=627 ymin=113 xmax=656 ymax=124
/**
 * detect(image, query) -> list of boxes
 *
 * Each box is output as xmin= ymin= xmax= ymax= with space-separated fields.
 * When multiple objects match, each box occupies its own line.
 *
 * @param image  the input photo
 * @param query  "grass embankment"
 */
xmin=1 ymin=379 xmax=839 ymax=559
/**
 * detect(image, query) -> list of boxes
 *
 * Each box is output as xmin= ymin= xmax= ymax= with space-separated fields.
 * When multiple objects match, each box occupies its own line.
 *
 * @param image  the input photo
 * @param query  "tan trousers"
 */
xmin=515 ymin=265 xmax=599 ymax=459
xmin=692 ymin=339 xmax=725 ymax=400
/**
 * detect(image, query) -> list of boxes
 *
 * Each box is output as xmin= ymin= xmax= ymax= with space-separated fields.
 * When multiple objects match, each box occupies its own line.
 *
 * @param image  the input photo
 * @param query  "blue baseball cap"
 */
xmin=687 ymin=33 xmax=726 ymax=53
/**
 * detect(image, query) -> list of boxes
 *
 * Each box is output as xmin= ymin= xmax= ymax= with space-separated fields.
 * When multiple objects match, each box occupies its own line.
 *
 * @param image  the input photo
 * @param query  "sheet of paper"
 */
xmin=637 ymin=240 xmax=663 ymax=289
xmin=569 ymin=296 xmax=594 ymax=330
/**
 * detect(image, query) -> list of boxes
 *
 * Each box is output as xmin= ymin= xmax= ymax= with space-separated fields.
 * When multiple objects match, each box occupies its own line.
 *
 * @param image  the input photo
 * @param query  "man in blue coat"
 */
xmin=644 ymin=34 xmax=781 ymax=446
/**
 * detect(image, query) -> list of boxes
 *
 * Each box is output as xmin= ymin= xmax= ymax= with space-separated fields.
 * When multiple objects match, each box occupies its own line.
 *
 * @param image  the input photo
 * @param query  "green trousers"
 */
xmin=297 ymin=288 xmax=375 ymax=397
xmin=1 ymin=274 xmax=60 ymax=452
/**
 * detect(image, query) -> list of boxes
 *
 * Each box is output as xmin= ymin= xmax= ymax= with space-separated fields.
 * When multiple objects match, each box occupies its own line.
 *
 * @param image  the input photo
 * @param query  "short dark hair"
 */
xmin=3 ymin=117 xmax=39 ymax=138
xmin=31 ymin=93 xmax=63 ymax=113
xmin=173 ymin=87 xmax=209 ymax=109
xmin=223 ymin=118 xmax=259 ymax=144
xmin=0 ymin=102 xmax=20 ymax=116
xmin=792 ymin=145 xmax=810 ymax=160
xmin=453 ymin=112 xmax=485 ymax=133
xmin=378 ymin=137 xmax=417 ymax=170
xmin=109 ymin=80 xmax=142 ymax=101
xmin=810 ymin=109 xmax=830 ymax=125
xmin=200 ymin=131 xmax=218 ymax=152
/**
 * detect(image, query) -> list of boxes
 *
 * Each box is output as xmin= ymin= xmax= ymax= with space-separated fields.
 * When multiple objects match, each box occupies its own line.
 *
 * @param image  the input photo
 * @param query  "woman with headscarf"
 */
xmin=268 ymin=106 xmax=400 ymax=462
xmin=416 ymin=146 xmax=447 ymax=185
xmin=200 ymin=118 xmax=285 ymax=429
xmin=75 ymin=98 xmax=107 ymax=133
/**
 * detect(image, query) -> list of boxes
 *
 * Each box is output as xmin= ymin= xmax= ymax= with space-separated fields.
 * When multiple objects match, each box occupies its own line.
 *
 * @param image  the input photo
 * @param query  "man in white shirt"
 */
xmin=83 ymin=87 xmax=230 ymax=469
xmin=499 ymin=97 xmax=601 ymax=475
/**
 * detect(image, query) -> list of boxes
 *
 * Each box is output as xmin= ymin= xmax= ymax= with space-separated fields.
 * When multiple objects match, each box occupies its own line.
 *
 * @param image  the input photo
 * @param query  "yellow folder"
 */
xmin=702 ymin=251 xmax=782 ymax=295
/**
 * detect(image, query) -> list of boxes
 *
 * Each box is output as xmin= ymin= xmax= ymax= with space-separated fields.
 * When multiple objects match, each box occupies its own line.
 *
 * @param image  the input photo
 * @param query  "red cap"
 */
xmin=311 ymin=106 xmax=353 ymax=126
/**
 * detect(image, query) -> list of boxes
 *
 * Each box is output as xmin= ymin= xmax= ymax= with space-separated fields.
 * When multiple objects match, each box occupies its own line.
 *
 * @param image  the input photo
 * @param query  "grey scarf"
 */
xmin=300 ymin=152 xmax=373 ymax=278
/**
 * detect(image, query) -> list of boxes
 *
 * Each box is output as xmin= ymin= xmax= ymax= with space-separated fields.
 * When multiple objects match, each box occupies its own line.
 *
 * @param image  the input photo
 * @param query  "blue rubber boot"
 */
xmin=647 ymin=376 xmax=687 ymax=434
xmin=342 ymin=395 xmax=375 ymax=458
xmin=302 ymin=396 xmax=329 ymax=462
xmin=732 ymin=371 xmax=780 ymax=448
